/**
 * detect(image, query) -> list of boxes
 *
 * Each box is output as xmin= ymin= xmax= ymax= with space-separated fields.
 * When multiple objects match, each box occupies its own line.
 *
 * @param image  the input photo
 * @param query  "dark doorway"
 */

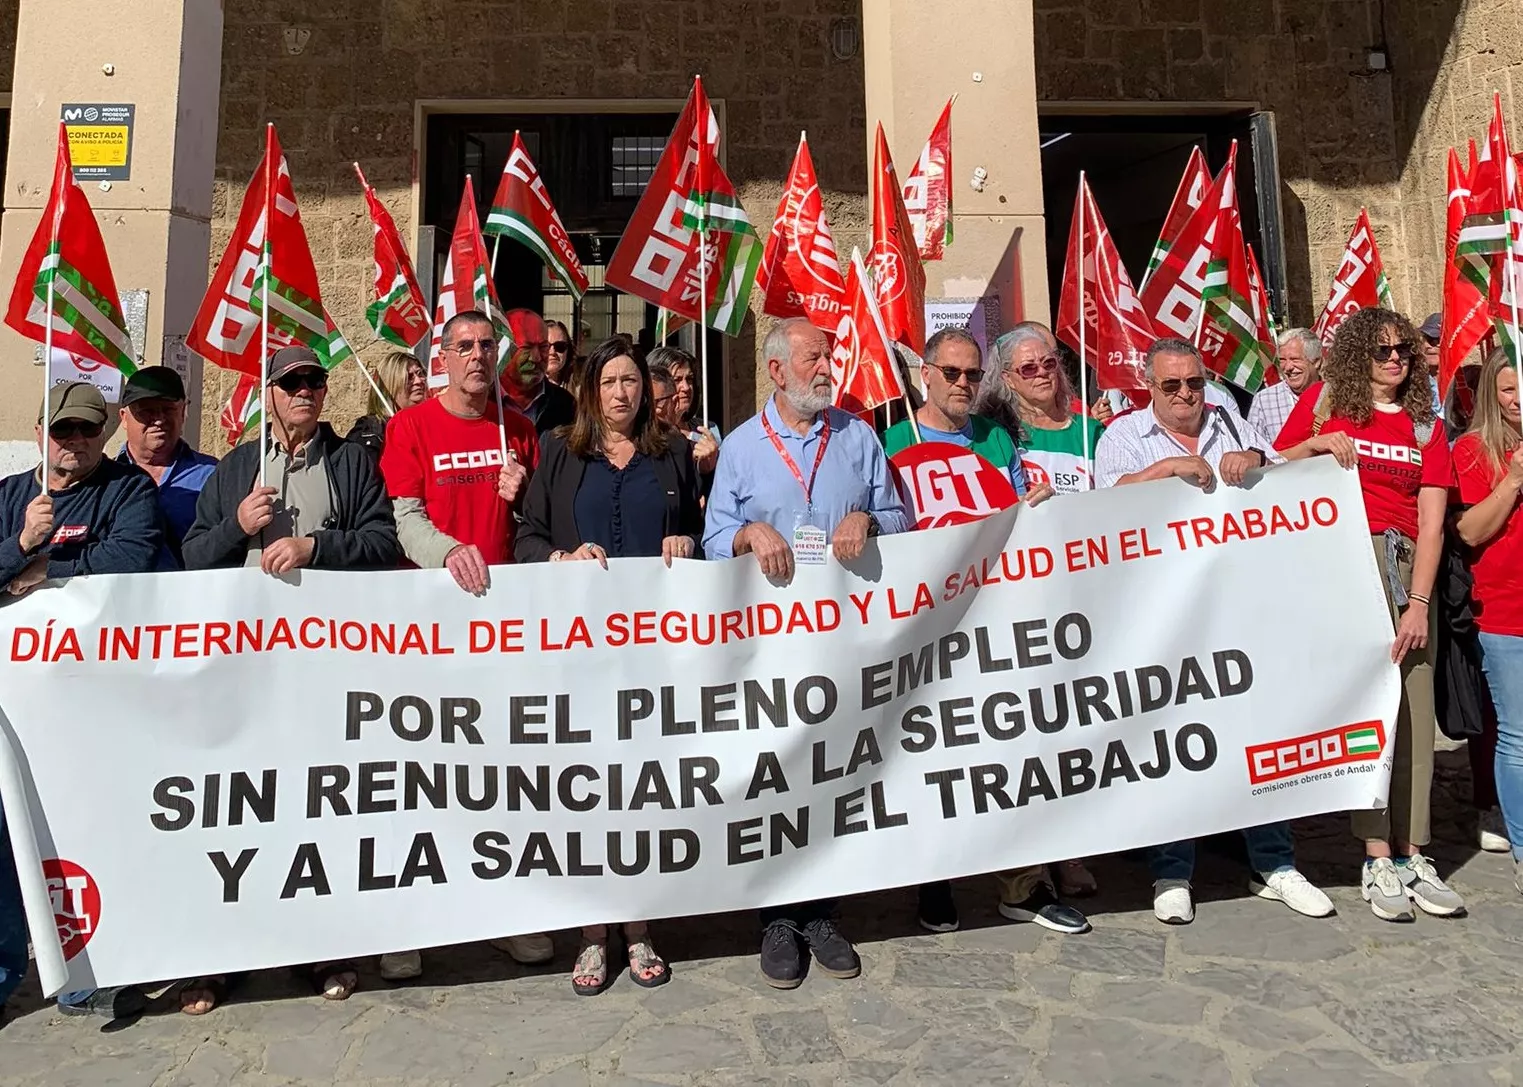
xmin=424 ymin=110 xmax=729 ymax=423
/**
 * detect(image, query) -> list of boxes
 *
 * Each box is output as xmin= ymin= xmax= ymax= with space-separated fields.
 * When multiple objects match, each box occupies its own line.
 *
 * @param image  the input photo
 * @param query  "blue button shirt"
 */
xmin=703 ymin=397 xmax=910 ymax=559
xmin=118 ymin=440 xmax=218 ymax=563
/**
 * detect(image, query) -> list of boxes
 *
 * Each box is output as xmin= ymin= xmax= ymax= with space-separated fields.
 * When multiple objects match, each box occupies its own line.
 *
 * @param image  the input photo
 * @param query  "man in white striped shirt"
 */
xmin=1094 ymin=338 xmax=1283 ymax=491
xmin=1095 ymin=337 xmax=1333 ymax=927
xmin=1246 ymin=328 xmax=1322 ymax=444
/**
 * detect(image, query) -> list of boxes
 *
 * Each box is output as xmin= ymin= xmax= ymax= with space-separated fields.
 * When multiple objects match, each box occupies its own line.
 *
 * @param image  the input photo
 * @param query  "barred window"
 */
xmin=610 ymin=136 xmax=664 ymax=197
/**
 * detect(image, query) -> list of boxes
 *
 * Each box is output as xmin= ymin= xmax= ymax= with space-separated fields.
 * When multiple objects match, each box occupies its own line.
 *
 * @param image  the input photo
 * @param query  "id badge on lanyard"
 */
xmin=762 ymin=412 xmax=832 ymax=566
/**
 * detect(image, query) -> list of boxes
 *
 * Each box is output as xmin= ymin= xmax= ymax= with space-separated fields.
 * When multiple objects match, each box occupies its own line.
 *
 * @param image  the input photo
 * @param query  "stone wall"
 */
xmin=205 ymin=0 xmax=868 ymax=442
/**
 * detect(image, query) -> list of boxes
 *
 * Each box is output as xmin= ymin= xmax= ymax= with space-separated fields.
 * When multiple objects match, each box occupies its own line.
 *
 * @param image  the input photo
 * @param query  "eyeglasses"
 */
xmin=1154 ymin=376 xmax=1207 ymax=395
xmin=446 ymin=339 xmax=499 ymax=357
xmin=548 ymin=342 xmax=572 ymax=355
xmin=1373 ymin=343 xmax=1416 ymax=362
xmin=1014 ymin=356 xmax=1059 ymax=380
xmin=930 ymin=364 xmax=984 ymax=386
xmin=275 ymin=370 xmax=328 ymax=393
xmin=49 ymin=419 xmax=104 ymax=440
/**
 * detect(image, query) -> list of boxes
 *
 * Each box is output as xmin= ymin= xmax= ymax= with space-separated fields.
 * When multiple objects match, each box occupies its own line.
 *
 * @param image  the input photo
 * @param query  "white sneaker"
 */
xmin=1153 ymin=879 xmax=1194 ymax=924
xmin=1398 ymin=853 xmax=1466 ymax=917
xmin=1480 ymin=809 xmax=1511 ymax=853
xmin=1361 ymin=857 xmax=1415 ymax=922
xmin=1249 ymin=868 xmax=1335 ymax=918
xmin=491 ymin=932 xmax=555 ymax=964
xmin=378 ymin=951 xmax=422 ymax=980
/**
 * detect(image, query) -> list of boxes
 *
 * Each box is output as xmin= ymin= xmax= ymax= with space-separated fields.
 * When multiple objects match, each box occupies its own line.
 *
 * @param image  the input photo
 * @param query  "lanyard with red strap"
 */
xmin=759 ymin=410 xmax=831 ymax=512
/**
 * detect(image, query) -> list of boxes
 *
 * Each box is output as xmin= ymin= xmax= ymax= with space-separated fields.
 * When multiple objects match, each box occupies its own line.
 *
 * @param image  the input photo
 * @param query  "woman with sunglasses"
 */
xmin=516 ymin=336 xmax=703 ymax=994
xmin=981 ymin=325 xmax=1106 ymax=498
xmin=1454 ymin=347 xmax=1523 ymax=890
xmin=1277 ymin=307 xmax=1464 ymax=922
xmin=546 ymin=319 xmax=576 ymax=386
xmin=346 ymin=350 xmax=429 ymax=457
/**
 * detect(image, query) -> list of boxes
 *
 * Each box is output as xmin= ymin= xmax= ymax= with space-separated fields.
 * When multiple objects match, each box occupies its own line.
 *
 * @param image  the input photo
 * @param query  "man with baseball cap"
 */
xmin=1419 ymin=313 xmax=1445 ymax=418
xmin=183 ymin=346 xmax=399 ymax=575
xmin=0 ymin=381 xmax=161 ymax=1021
xmin=116 ymin=366 xmax=218 ymax=565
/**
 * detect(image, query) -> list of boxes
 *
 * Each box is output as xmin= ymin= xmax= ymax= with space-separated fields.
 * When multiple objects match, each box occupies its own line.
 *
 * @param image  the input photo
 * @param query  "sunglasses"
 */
xmin=1373 ymin=344 xmax=1416 ymax=362
xmin=49 ymin=419 xmax=104 ymax=440
xmin=930 ymin=364 xmax=984 ymax=386
xmin=275 ymin=370 xmax=328 ymax=393
xmin=548 ymin=342 xmax=572 ymax=354
xmin=1154 ymin=376 xmax=1207 ymax=395
xmin=1015 ymin=356 xmax=1059 ymax=380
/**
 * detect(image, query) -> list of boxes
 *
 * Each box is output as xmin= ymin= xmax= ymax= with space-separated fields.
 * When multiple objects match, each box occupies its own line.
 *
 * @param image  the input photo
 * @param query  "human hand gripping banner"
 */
xmin=0 ymin=459 xmax=1397 ymax=995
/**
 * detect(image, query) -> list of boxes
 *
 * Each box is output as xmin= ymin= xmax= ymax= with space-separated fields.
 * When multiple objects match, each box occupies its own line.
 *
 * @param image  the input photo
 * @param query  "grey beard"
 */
xmin=785 ymin=386 xmax=832 ymax=416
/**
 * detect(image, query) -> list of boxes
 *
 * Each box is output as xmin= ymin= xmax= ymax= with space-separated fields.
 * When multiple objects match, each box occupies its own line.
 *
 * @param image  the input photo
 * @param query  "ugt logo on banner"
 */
xmin=889 ymin=440 xmax=1017 ymax=529
xmin=43 ymin=859 xmax=100 ymax=961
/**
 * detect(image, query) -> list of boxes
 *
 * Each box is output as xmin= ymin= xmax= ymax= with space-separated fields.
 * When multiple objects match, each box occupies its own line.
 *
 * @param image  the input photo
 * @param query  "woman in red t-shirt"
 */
xmin=1454 ymin=347 xmax=1523 ymax=888
xmin=1276 ymin=307 xmax=1463 ymax=922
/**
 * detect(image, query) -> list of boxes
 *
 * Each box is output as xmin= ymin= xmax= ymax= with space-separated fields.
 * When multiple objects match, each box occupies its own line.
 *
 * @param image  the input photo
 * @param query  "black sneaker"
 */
xmin=801 ymin=916 xmax=861 ymax=978
xmin=759 ymin=920 xmax=804 ymax=989
xmin=997 ymin=883 xmax=1091 ymax=934
xmin=917 ymin=880 xmax=960 ymax=932
xmin=57 ymin=986 xmax=147 ymax=1021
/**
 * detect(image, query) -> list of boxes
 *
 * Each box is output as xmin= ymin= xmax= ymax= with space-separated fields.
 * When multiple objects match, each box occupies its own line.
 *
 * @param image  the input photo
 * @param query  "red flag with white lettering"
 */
xmin=756 ymin=133 xmax=847 ymax=328
xmin=355 ymin=163 xmax=430 ymax=350
xmin=1441 ymin=147 xmax=1492 ymax=396
xmin=1055 ymin=177 xmax=1152 ymax=407
xmin=484 ymin=132 xmax=590 ymax=301
xmin=1311 ymin=208 xmax=1394 ymax=348
xmin=903 ymin=98 xmax=954 ymax=262
xmin=1140 ymin=146 xmax=1209 ymax=291
xmin=426 ymin=177 xmax=504 ymax=391
xmin=1140 ymin=152 xmax=1233 ymax=342
xmin=831 ymin=247 xmax=905 ymax=415
xmin=870 ymin=124 xmax=927 ymax=353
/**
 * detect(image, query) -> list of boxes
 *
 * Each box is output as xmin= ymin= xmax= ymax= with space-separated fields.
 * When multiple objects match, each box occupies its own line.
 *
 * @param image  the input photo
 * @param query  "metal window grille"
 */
xmin=610 ymin=136 xmax=664 ymax=197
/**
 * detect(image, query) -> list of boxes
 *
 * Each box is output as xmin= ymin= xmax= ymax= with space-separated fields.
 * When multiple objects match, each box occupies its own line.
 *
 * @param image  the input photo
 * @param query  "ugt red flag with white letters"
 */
xmin=903 ymin=98 xmax=953 ymax=262
xmin=831 ymin=247 xmax=905 ymax=416
xmin=1311 ymin=208 xmax=1394 ymax=348
xmin=871 ymin=124 xmax=926 ymax=354
xmin=756 ymin=133 xmax=846 ymax=328
xmin=485 ymin=132 xmax=590 ymax=301
xmin=6 ymin=124 xmax=136 ymax=375
xmin=355 ymin=163 xmax=429 ymax=350
xmin=426 ymin=177 xmax=504 ymax=391
xmin=1055 ymin=176 xmax=1152 ymax=406
xmin=188 ymin=126 xmax=327 ymax=378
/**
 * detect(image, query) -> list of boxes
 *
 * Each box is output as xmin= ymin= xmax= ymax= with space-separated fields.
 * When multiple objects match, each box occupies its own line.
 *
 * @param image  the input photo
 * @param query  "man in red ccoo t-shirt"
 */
xmin=381 ymin=310 xmax=539 ymax=596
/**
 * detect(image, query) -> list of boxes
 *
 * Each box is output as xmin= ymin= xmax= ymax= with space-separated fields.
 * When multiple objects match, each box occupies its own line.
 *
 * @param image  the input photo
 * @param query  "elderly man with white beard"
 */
xmin=704 ymin=316 xmax=910 ymax=989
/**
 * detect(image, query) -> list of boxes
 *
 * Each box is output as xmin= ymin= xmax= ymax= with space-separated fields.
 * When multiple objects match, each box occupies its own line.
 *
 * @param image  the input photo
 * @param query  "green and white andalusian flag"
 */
xmin=1197 ymin=149 xmax=1271 ymax=393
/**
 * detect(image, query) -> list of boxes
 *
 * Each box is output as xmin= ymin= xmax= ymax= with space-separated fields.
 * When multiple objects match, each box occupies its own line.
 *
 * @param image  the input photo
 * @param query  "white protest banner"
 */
xmin=0 ymin=459 xmax=1397 ymax=995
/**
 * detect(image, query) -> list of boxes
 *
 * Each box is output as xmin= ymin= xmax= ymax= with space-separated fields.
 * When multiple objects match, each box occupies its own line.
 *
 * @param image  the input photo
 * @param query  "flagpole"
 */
xmin=1077 ymin=173 xmax=1092 ymax=490
xmin=259 ymin=125 xmax=274 ymax=487
xmin=42 ymin=272 xmax=54 ymax=485
xmin=698 ymin=220 xmax=711 ymax=428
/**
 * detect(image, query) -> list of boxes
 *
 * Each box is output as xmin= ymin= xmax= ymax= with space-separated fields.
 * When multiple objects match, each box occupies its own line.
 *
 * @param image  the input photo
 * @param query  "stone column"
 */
xmin=861 ymin=0 xmax=1049 ymax=343
xmin=0 ymin=0 xmax=222 ymax=464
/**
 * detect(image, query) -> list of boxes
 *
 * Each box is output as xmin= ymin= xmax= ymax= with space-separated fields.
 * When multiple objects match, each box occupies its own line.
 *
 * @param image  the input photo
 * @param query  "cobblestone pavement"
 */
xmin=4 ymin=748 xmax=1522 ymax=1086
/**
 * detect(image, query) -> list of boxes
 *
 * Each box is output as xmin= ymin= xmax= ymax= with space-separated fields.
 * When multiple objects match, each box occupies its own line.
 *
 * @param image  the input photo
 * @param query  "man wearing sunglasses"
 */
xmin=184 ymin=346 xmax=400 ymax=576
xmin=500 ymin=308 xmax=577 ymax=436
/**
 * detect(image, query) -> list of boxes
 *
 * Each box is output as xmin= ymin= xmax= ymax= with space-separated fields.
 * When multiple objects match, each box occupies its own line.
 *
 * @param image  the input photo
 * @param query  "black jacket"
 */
xmin=182 ymin=424 xmax=401 ymax=570
xmin=1436 ymin=525 xmax=1489 ymax=740
xmin=523 ymin=381 xmax=577 ymax=436
xmin=346 ymin=414 xmax=387 ymax=458
xmin=515 ymin=429 xmax=704 ymax=563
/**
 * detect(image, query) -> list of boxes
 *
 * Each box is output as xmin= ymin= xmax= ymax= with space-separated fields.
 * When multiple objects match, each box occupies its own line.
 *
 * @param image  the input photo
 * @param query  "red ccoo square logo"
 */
xmin=1245 ymin=720 xmax=1387 ymax=785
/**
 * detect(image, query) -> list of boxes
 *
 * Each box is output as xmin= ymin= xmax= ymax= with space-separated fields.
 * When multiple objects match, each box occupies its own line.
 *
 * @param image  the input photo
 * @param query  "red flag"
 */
xmin=1244 ymin=244 xmax=1281 ymax=386
xmin=1140 ymin=152 xmax=1233 ymax=341
xmin=218 ymin=374 xmax=261 ymax=447
xmin=1311 ymin=209 xmax=1394 ymax=348
xmin=484 ymin=132 xmax=590 ymax=301
xmin=1441 ymin=148 xmax=1492 ymax=396
xmin=188 ymin=126 xmax=327 ymax=378
xmin=606 ymin=77 xmax=760 ymax=336
xmin=1054 ymin=176 xmax=1152 ymax=407
xmin=1140 ymin=146 xmax=1209 ymax=290
xmin=870 ymin=124 xmax=927 ymax=354
xmin=903 ymin=98 xmax=954 ymax=262
xmin=425 ymin=177 xmax=504 ymax=392
xmin=355 ymin=163 xmax=429 ymax=350
xmin=6 ymin=124 xmax=136 ymax=374
xmin=831 ymin=247 xmax=905 ymax=415
xmin=1196 ymin=146 xmax=1274 ymax=392
xmin=756 ymin=133 xmax=847 ymax=328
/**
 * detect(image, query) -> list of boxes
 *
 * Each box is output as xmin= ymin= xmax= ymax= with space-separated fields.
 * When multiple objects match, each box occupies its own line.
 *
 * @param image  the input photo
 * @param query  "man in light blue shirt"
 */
xmin=703 ymin=317 xmax=909 ymax=989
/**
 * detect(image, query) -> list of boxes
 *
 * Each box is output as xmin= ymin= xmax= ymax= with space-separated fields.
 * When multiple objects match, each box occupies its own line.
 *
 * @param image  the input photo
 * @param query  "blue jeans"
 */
xmin=1478 ymin=632 xmax=1523 ymax=860
xmin=0 ymin=802 xmax=31 ymax=1007
xmin=1147 ymin=822 xmax=1295 ymax=881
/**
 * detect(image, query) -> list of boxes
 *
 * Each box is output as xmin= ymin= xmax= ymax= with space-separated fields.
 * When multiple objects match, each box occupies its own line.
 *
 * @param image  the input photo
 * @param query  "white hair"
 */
xmin=762 ymin=317 xmax=815 ymax=370
xmin=1277 ymin=326 xmax=1323 ymax=361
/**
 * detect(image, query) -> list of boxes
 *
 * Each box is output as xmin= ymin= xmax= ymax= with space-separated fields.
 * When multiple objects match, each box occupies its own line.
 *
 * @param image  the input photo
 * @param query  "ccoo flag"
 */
xmin=6 ymin=124 xmax=137 ymax=375
xmin=756 ymin=132 xmax=847 ymax=327
xmin=903 ymin=98 xmax=954 ymax=261
xmin=485 ymin=132 xmax=590 ymax=302
xmin=607 ymin=76 xmax=761 ymax=337
xmin=1141 ymin=146 xmax=1210 ymax=291
xmin=1440 ymin=147 xmax=1492 ymax=395
xmin=1311 ymin=208 xmax=1394 ymax=348
xmin=1140 ymin=148 xmax=1234 ymax=342
xmin=355 ymin=163 xmax=430 ymax=350
xmin=426 ymin=177 xmax=505 ymax=391
xmin=1198 ymin=145 xmax=1272 ymax=392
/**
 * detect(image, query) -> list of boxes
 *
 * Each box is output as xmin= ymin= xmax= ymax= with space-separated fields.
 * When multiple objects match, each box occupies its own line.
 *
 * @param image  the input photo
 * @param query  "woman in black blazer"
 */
xmin=514 ymin=335 xmax=703 ymax=994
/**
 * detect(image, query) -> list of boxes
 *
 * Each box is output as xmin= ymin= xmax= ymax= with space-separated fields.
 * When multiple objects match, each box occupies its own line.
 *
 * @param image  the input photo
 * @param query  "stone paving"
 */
xmin=5 ymin=746 xmax=1523 ymax=1086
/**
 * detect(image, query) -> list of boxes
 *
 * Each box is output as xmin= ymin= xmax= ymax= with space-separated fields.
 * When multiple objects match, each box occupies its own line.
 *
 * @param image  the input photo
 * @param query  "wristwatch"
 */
xmin=865 ymin=512 xmax=882 ymax=538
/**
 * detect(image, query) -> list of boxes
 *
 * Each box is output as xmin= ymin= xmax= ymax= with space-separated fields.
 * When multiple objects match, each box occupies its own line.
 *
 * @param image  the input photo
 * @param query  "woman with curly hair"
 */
xmin=1455 ymin=347 xmax=1523 ymax=890
xmin=1277 ymin=306 xmax=1463 ymax=922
